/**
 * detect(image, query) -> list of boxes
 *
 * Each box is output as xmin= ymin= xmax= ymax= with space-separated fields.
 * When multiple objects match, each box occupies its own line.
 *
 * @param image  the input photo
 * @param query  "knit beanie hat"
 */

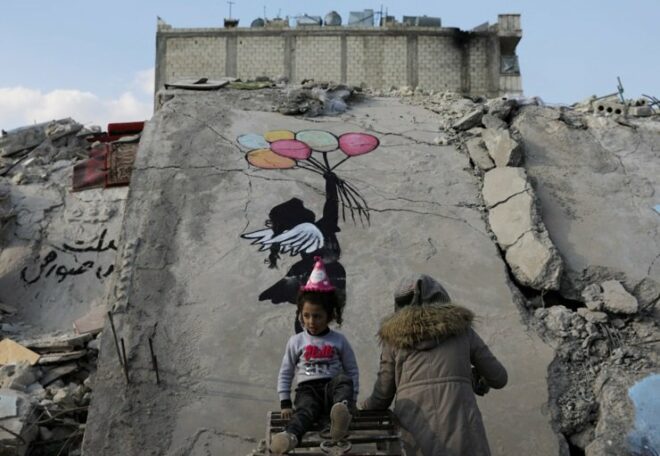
xmin=301 ymin=256 xmax=335 ymax=292
xmin=394 ymin=274 xmax=451 ymax=310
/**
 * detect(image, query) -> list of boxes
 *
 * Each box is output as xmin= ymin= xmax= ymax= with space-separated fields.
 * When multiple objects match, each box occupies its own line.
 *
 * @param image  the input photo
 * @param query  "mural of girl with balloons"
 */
xmin=238 ymin=129 xmax=379 ymax=332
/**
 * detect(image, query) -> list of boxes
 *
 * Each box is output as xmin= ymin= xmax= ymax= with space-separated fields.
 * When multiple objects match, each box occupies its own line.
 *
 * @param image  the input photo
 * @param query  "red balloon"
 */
xmin=338 ymin=133 xmax=379 ymax=156
xmin=270 ymin=139 xmax=312 ymax=160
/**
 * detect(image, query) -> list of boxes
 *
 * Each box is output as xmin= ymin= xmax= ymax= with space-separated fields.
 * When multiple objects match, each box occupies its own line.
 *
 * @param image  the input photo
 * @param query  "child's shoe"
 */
xmin=330 ymin=401 xmax=352 ymax=440
xmin=270 ymin=431 xmax=298 ymax=454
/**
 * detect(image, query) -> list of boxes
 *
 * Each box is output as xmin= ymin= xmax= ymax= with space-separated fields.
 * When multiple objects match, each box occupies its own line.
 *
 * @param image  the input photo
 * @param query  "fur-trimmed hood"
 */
xmin=378 ymin=304 xmax=474 ymax=350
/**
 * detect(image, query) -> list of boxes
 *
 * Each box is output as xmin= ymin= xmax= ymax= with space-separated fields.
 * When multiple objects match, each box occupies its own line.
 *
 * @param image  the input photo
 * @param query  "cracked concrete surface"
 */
xmin=514 ymin=107 xmax=660 ymax=286
xmin=83 ymin=92 xmax=558 ymax=455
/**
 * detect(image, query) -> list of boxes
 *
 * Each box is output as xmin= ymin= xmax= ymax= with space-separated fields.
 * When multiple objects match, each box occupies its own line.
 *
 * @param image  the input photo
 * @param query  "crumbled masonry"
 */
xmin=1 ymin=83 xmax=658 ymax=455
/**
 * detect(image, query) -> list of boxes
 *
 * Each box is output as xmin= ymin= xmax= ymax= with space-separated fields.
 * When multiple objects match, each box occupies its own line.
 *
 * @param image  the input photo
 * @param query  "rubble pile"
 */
xmin=394 ymin=89 xmax=660 ymax=454
xmin=0 ymin=331 xmax=100 ymax=456
xmin=1 ymin=118 xmax=134 ymax=454
xmin=277 ymin=81 xmax=361 ymax=117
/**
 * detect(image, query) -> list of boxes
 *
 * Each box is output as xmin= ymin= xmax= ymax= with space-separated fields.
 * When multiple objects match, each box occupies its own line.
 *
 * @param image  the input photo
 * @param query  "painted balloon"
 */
xmin=264 ymin=130 xmax=295 ymax=142
xmin=338 ymin=133 xmax=380 ymax=156
xmin=270 ymin=139 xmax=312 ymax=160
xmin=237 ymin=133 xmax=269 ymax=150
xmin=246 ymin=149 xmax=296 ymax=169
xmin=296 ymin=130 xmax=339 ymax=152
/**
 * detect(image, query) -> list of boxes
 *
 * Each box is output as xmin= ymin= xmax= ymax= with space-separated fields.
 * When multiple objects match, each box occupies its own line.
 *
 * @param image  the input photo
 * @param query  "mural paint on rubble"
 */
xmin=238 ymin=130 xmax=379 ymax=331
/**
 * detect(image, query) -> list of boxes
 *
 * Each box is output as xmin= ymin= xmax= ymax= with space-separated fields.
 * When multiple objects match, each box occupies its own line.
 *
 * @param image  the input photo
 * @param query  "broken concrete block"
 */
xmin=577 ymin=308 xmax=608 ymax=324
xmin=20 ymin=333 xmax=92 ymax=353
xmin=486 ymin=98 xmax=516 ymax=120
xmin=482 ymin=128 xmax=523 ymax=167
xmin=0 ymin=340 xmax=40 ymax=366
xmin=452 ymin=108 xmax=484 ymax=131
xmin=488 ymin=191 xmax=537 ymax=249
xmin=505 ymin=231 xmax=563 ymax=290
xmin=40 ymin=364 xmax=78 ymax=387
xmin=0 ymin=389 xmax=37 ymax=456
xmin=601 ymin=280 xmax=639 ymax=314
xmin=37 ymin=350 xmax=87 ymax=365
xmin=0 ymin=362 xmax=40 ymax=391
xmin=482 ymin=113 xmax=508 ymax=130
xmin=465 ymin=138 xmax=495 ymax=171
xmin=581 ymin=284 xmax=604 ymax=311
xmin=628 ymin=106 xmax=653 ymax=117
xmin=482 ymin=167 xmax=529 ymax=207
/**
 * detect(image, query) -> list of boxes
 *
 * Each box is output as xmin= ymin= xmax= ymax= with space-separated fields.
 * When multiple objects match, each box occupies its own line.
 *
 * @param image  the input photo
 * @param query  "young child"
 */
xmin=361 ymin=274 xmax=508 ymax=456
xmin=271 ymin=257 xmax=359 ymax=455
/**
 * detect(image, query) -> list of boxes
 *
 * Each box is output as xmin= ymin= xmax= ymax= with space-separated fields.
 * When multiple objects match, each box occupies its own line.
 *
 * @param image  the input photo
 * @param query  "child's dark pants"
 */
xmin=286 ymin=374 xmax=353 ymax=441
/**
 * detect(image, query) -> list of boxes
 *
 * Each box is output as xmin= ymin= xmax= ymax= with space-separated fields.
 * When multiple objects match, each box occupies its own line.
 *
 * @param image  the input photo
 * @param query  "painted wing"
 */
xmin=241 ymin=228 xmax=274 ymax=251
xmin=240 ymin=223 xmax=324 ymax=256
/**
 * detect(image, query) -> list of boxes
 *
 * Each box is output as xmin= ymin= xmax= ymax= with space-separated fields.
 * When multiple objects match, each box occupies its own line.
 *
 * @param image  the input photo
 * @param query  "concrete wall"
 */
xmin=155 ymin=16 xmax=523 ymax=97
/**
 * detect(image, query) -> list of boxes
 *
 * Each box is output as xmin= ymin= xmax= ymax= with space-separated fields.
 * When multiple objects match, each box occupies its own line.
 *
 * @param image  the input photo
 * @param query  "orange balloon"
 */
xmin=246 ymin=149 xmax=296 ymax=169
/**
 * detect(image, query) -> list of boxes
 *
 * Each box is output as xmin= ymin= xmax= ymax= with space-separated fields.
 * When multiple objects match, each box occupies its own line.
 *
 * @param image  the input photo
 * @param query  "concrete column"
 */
xmin=154 ymin=33 xmax=167 ymax=94
xmin=460 ymin=36 xmax=471 ymax=95
xmin=225 ymin=36 xmax=238 ymax=77
xmin=406 ymin=35 xmax=418 ymax=88
xmin=340 ymin=35 xmax=348 ymax=84
xmin=284 ymin=35 xmax=296 ymax=83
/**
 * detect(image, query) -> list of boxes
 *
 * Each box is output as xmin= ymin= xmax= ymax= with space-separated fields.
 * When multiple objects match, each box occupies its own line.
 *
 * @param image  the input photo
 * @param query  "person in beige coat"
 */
xmin=361 ymin=274 xmax=508 ymax=456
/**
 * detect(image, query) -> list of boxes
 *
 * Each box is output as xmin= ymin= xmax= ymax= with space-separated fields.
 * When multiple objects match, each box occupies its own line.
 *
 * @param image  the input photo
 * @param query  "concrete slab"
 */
xmin=83 ymin=93 xmax=558 ymax=455
xmin=514 ymin=110 xmax=660 ymax=285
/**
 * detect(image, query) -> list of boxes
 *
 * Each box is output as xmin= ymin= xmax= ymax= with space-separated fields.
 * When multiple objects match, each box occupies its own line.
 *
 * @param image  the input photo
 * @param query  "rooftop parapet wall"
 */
xmin=155 ymin=14 xmax=522 ymax=96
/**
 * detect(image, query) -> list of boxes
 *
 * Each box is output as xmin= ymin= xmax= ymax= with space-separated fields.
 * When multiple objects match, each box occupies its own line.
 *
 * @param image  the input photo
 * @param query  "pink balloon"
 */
xmin=338 ymin=133 xmax=379 ymax=156
xmin=270 ymin=139 xmax=311 ymax=160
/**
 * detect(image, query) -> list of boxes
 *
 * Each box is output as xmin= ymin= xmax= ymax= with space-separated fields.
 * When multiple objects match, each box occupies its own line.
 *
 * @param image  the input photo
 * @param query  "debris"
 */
xmin=19 ymin=333 xmax=92 ymax=353
xmin=228 ymin=80 xmax=274 ymax=90
xmin=0 ymin=362 xmax=40 ymax=391
xmin=465 ymin=138 xmax=495 ymax=171
xmin=37 ymin=350 xmax=87 ymax=365
xmin=577 ymin=308 xmax=608 ymax=324
xmin=40 ymin=364 xmax=79 ymax=387
xmin=452 ymin=108 xmax=484 ymax=131
xmin=0 ymin=340 xmax=40 ymax=366
xmin=482 ymin=167 xmax=529 ymax=208
xmin=481 ymin=113 xmax=508 ymax=130
xmin=505 ymin=230 xmax=563 ymax=290
xmin=164 ymin=78 xmax=231 ymax=90
xmin=482 ymin=128 xmax=523 ymax=167
xmin=488 ymin=191 xmax=538 ymax=248
xmin=600 ymin=280 xmax=639 ymax=315
xmin=0 ymin=389 xmax=37 ymax=456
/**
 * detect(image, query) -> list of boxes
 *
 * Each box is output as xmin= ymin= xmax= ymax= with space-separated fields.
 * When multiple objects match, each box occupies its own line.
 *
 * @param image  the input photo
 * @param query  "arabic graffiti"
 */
xmin=20 ymin=229 xmax=117 ymax=285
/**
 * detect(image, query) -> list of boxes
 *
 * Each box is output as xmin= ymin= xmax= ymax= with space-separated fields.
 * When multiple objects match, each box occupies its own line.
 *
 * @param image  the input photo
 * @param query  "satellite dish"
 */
xmin=251 ymin=18 xmax=265 ymax=27
xmin=324 ymin=11 xmax=342 ymax=26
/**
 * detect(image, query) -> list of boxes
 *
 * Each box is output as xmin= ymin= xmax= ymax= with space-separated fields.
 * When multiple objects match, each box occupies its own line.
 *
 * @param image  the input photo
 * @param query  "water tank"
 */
xmin=324 ymin=11 xmax=342 ymax=26
xmin=251 ymin=18 xmax=265 ymax=28
xmin=296 ymin=15 xmax=322 ymax=26
xmin=348 ymin=9 xmax=374 ymax=27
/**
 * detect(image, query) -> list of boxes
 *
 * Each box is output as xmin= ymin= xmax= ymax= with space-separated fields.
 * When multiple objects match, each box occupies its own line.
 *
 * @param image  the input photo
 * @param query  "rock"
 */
xmin=505 ymin=231 xmax=563 ymax=290
xmin=465 ymin=138 xmax=495 ymax=171
xmin=482 ymin=128 xmax=523 ymax=167
xmin=486 ymin=98 xmax=516 ymax=120
xmin=577 ymin=308 xmax=608 ymax=324
xmin=0 ymin=362 xmax=40 ymax=391
xmin=544 ymin=305 xmax=575 ymax=333
xmin=482 ymin=167 xmax=529 ymax=208
xmin=452 ymin=108 xmax=484 ymax=131
xmin=481 ymin=113 xmax=508 ymax=130
xmin=52 ymin=388 xmax=70 ymax=404
xmin=87 ymin=338 xmax=100 ymax=351
xmin=633 ymin=277 xmax=660 ymax=311
xmin=581 ymin=284 xmax=604 ymax=311
xmin=488 ymin=191 xmax=538 ymax=249
xmin=601 ymin=280 xmax=639 ymax=314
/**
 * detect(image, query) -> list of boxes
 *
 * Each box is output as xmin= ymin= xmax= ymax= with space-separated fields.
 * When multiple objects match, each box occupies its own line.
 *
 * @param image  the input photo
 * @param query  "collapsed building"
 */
xmin=0 ymin=11 xmax=659 ymax=456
